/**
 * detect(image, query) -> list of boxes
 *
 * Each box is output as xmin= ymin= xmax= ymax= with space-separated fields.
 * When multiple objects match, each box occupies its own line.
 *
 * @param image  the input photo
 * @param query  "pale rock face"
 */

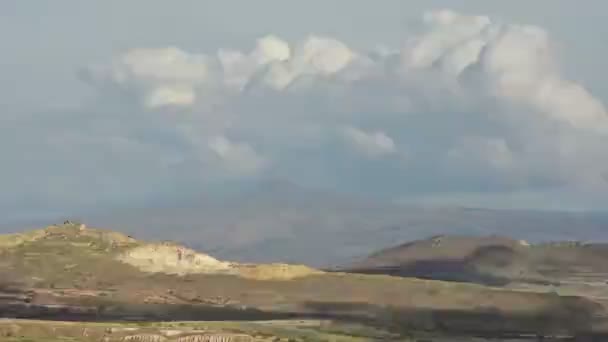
xmin=116 ymin=243 xmax=322 ymax=280
xmin=116 ymin=244 xmax=234 ymax=276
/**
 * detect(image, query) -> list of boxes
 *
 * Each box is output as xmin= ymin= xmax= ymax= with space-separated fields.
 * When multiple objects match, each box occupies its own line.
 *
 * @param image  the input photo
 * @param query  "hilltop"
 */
xmin=342 ymin=234 xmax=608 ymax=289
xmin=1 ymin=223 xmax=608 ymax=340
xmin=0 ymin=221 xmax=320 ymax=284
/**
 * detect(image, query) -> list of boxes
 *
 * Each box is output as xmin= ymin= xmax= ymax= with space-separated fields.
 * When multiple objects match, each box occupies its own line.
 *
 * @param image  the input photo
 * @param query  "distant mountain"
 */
xmin=79 ymin=182 xmax=608 ymax=267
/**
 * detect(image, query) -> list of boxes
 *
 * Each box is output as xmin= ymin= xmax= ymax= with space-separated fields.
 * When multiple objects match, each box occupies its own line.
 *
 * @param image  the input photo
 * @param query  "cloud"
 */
xmin=462 ymin=24 xmax=607 ymax=131
xmin=3 ymin=9 xmax=608 ymax=216
xmin=119 ymin=47 xmax=210 ymax=84
xmin=144 ymin=85 xmax=196 ymax=108
xmin=83 ymin=47 xmax=210 ymax=109
xmin=208 ymin=136 xmax=267 ymax=176
xmin=341 ymin=126 xmax=397 ymax=158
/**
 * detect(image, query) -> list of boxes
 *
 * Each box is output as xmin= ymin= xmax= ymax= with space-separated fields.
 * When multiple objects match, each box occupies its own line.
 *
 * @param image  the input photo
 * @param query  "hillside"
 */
xmin=0 ymin=221 xmax=320 ymax=284
xmin=1 ymin=223 xmax=608 ymax=340
xmin=342 ymin=235 xmax=608 ymax=289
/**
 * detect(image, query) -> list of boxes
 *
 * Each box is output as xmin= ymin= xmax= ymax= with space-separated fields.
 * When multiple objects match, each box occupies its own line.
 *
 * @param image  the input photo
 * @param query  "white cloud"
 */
xmin=218 ymin=35 xmax=292 ymax=90
xmin=341 ymin=126 xmax=397 ymax=158
xmin=82 ymin=47 xmax=211 ymax=109
xmin=252 ymin=35 xmax=291 ymax=64
xmin=144 ymin=85 xmax=196 ymax=108
xmin=293 ymin=36 xmax=356 ymax=75
xmin=246 ymin=36 xmax=359 ymax=90
xmin=405 ymin=9 xmax=491 ymax=70
xmin=78 ymin=9 xmax=608 ymax=193
xmin=6 ymin=9 xmax=607 ymax=213
xmin=468 ymin=25 xmax=607 ymax=130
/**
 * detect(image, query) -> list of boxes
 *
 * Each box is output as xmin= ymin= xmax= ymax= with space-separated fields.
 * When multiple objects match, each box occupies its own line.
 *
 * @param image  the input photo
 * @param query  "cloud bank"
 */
xmin=3 ymin=9 xmax=608 ymax=216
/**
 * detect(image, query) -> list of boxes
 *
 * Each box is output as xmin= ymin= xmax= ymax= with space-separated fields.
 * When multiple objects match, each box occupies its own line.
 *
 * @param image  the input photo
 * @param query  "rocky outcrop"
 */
xmin=117 ymin=243 xmax=321 ymax=280
xmin=0 ymin=222 xmax=137 ymax=250
xmin=117 ymin=243 xmax=234 ymax=276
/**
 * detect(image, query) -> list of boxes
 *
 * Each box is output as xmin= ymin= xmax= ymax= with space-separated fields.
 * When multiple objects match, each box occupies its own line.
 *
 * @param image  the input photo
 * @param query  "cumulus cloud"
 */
xmin=5 ymin=9 xmax=608 ymax=215
xmin=66 ymin=10 xmax=608 ymax=188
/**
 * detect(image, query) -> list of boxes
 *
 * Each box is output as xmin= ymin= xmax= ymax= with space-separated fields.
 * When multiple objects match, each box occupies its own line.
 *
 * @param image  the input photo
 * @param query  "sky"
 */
xmin=2 ymin=0 xmax=608 ymax=220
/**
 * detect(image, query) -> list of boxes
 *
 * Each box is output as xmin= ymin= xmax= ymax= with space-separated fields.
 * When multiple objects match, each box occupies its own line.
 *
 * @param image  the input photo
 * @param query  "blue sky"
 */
xmin=2 ymin=1 xmax=608 ymax=218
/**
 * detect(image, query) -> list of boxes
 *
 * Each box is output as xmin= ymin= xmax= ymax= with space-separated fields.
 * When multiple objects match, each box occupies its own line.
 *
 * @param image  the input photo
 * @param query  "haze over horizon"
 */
xmin=3 ymin=1 xmax=608 ymax=223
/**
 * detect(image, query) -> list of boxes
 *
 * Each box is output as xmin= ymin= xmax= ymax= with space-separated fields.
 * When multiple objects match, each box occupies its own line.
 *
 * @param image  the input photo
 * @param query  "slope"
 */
xmin=1 ymin=223 xmax=607 ymax=338
xmin=343 ymin=234 xmax=608 ymax=288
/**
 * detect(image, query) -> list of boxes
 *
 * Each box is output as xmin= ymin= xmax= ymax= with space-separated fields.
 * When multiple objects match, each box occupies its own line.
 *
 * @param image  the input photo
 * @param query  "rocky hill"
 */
xmin=0 ymin=221 xmax=319 ymax=283
xmin=342 ymin=234 xmax=608 ymax=288
xmin=1 ymin=223 xmax=608 ymax=339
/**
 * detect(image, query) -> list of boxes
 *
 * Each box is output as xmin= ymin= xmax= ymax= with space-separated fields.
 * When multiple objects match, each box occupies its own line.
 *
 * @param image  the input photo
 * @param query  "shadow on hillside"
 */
xmin=0 ymin=302 xmax=298 ymax=322
xmin=343 ymin=259 xmax=513 ymax=286
xmin=338 ymin=244 xmax=576 ymax=288
xmin=301 ymin=300 xmax=606 ymax=339
xmin=341 ymin=244 xmax=558 ymax=287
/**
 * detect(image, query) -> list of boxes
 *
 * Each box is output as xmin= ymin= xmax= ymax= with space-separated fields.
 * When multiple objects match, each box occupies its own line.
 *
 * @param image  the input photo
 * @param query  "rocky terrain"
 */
xmin=1 ymin=222 xmax=608 ymax=341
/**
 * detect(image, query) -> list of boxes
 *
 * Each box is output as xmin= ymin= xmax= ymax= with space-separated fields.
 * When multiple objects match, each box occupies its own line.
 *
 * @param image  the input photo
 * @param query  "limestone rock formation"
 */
xmin=117 ymin=243 xmax=234 ymax=276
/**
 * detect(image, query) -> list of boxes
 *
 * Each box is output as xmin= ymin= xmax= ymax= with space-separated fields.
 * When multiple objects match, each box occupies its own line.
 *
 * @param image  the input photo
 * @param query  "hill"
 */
xmin=342 ymin=235 xmax=608 ymax=288
xmin=0 ymin=221 xmax=319 ymax=284
xmin=1 ymin=223 xmax=608 ymax=340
